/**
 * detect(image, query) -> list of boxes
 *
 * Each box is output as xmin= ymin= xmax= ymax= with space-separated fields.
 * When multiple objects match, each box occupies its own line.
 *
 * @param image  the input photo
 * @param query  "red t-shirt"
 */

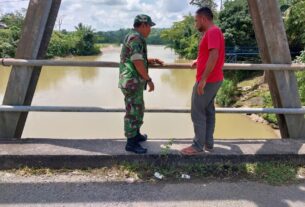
xmin=196 ymin=25 xmax=225 ymax=83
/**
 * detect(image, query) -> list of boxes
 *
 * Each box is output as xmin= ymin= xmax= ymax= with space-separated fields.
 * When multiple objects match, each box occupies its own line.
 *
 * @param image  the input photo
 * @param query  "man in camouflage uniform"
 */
xmin=119 ymin=14 xmax=164 ymax=154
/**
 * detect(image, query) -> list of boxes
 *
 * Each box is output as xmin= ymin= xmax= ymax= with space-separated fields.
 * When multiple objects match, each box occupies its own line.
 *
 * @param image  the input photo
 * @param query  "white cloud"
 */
xmin=1 ymin=0 xmax=199 ymax=31
xmin=0 ymin=0 xmax=29 ymax=15
xmin=93 ymin=0 xmax=126 ymax=6
xmin=159 ymin=0 xmax=189 ymax=13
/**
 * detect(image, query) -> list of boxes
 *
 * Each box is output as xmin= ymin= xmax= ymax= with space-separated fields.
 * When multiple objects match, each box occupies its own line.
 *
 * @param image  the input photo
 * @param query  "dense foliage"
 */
xmin=189 ymin=0 xmax=217 ymax=10
xmin=162 ymin=0 xmax=258 ymax=60
xmin=218 ymin=0 xmax=256 ymax=48
xmin=284 ymin=0 xmax=305 ymax=53
xmin=0 ymin=13 xmax=100 ymax=58
xmin=47 ymin=23 xmax=100 ymax=58
xmin=215 ymin=79 xmax=238 ymax=107
xmin=296 ymin=50 xmax=305 ymax=104
xmin=161 ymin=15 xmax=199 ymax=60
xmin=0 ymin=11 xmax=24 ymax=57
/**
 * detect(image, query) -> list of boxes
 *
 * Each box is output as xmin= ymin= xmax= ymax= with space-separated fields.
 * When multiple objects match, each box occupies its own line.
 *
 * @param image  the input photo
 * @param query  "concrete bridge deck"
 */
xmin=0 ymin=138 xmax=305 ymax=169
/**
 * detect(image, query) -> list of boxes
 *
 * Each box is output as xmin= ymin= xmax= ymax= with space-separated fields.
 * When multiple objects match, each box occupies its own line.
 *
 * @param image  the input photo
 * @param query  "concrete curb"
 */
xmin=0 ymin=138 xmax=305 ymax=169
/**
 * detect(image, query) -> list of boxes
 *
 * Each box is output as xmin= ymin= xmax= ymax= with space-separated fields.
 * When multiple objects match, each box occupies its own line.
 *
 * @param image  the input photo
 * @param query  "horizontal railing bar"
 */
xmin=0 ymin=105 xmax=305 ymax=114
xmin=1 ymin=58 xmax=305 ymax=71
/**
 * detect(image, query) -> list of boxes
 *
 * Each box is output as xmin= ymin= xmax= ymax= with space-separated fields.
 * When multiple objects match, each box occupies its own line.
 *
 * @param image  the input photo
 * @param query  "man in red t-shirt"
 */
xmin=181 ymin=7 xmax=225 ymax=155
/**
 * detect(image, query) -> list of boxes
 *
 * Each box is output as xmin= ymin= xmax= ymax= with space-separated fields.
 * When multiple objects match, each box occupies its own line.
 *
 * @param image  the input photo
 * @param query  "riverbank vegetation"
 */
xmin=0 ymin=12 xmax=100 ymax=58
xmin=95 ymin=28 xmax=170 ymax=45
xmin=0 ymin=10 xmax=168 ymax=58
xmin=0 ymin=11 xmax=24 ymax=58
xmin=47 ymin=23 xmax=100 ymax=58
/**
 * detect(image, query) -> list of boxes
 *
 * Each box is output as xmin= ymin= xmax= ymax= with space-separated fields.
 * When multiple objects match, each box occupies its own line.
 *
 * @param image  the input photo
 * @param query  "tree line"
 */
xmin=95 ymin=28 xmax=170 ymax=45
xmin=0 ymin=10 xmax=101 ymax=59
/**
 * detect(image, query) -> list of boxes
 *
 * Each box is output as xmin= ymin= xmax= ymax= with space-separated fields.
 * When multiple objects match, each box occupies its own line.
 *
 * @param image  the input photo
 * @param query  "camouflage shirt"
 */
xmin=119 ymin=29 xmax=148 ymax=89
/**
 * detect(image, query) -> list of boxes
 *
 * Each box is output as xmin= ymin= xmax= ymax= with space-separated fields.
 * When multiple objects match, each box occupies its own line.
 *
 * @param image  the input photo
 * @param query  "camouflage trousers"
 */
xmin=121 ymin=82 xmax=145 ymax=138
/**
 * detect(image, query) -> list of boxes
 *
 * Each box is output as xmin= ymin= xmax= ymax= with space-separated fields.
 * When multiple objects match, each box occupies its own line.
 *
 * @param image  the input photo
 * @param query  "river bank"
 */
xmin=231 ymin=75 xmax=281 ymax=136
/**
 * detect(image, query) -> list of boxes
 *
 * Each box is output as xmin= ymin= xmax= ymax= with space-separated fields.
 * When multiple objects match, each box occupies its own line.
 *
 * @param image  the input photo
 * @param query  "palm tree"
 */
xmin=74 ymin=23 xmax=94 ymax=33
xmin=190 ymin=0 xmax=217 ymax=10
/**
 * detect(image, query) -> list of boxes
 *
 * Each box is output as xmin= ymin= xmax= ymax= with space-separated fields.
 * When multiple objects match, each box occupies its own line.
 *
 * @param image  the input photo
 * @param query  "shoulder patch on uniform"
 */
xmin=127 ymin=34 xmax=141 ymax=43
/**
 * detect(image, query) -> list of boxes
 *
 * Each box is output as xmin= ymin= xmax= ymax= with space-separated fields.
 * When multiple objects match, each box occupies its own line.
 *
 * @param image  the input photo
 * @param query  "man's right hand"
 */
xmin=191 ymin=60 xmax=197 ymax=69
xmin=147 ymin=81 xmax=155 ymax=92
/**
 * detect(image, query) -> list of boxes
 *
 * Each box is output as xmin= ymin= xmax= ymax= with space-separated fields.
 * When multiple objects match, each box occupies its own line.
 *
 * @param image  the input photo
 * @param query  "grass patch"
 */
xmin=261 ymin=92 xmax=278 ymax=125
xmin=5 ymin=161 xmax=305 ymax=186
xmin=216 ymin=79 xmax=240 ymax=107
xmin=160 ymin=138 xmax=174 ymax=156
xmin=252 ymin=162 xmax=298 ymax=185
xmin=120 ymin=162 xmax=302 ymax=185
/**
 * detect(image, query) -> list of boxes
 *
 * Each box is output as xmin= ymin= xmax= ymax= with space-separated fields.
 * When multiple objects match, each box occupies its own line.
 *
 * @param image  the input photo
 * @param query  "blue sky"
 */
xmin=0 ymin=0 xmax=221 ymax=31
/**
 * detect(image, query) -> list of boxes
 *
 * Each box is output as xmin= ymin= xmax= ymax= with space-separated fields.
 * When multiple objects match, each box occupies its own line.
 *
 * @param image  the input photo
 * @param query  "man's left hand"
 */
xmin=197 ymin=79 xmax=206 ymax=96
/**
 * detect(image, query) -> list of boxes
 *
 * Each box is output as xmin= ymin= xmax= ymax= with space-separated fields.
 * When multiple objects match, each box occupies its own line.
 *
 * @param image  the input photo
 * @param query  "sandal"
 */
xmin=180 ymin=146 xmax=204 ymax=155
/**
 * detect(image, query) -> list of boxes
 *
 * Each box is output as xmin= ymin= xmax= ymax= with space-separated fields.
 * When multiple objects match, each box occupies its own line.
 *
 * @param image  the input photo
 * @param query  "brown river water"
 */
xmin=0 ymin=45 xmax=278 ymax=139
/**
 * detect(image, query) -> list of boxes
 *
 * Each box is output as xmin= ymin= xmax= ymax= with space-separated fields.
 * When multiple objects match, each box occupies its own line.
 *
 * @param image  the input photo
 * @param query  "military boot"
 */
xmin=125 ymin=137 xmax=147 ymax=154
xmin=134 ymin=129 xmax=148 ymax=142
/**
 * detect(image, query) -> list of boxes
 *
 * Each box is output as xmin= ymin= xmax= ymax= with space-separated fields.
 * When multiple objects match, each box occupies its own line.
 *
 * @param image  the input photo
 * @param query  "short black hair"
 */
xmin=196 ymin=7 xmax=213 ymax=20
xmin=133 ymin=22 xmax=148 ymax=28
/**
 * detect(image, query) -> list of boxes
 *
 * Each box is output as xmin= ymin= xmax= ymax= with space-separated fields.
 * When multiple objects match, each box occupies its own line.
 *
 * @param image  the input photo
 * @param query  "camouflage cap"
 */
xmin=134 ymin=14 xmax=156 ymax=27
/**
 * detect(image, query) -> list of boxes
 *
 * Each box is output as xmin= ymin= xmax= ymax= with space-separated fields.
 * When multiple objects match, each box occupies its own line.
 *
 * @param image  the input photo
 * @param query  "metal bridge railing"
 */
xmin=2 ymin=58 xmax=305 ymax=71
xmin=1 ymin=58 xmax=305 ymax=115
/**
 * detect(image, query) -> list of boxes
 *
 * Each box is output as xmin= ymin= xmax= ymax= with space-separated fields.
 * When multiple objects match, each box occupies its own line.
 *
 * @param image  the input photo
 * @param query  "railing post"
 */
xmin=0 ymin=0 xmax=61 ymax=138
xmin=248 ymin=0 xmax=305 ymax=139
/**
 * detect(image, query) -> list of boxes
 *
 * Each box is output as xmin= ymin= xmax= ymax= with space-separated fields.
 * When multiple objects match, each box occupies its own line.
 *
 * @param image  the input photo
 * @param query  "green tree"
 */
xmin=0 ymin=10 xmax=25 ymax=28
xmin=284 ymin=0 xmax=305 ymax=52
xmin=73 ymin=23 xmax=100 ymax=56
xmin=95 ymin=29 xmax=130 ymax=45
xmin=146 ymin=28 xmax=171 ymax=45
xmin=216 ymin=79 xmax=238 ymax=107
xmin=161 ymin=15 xmax=199 ymax=59
xmin=0 ymin=11 xmax=24 ymax=57
xmin=47 ymin=31 xmax=74 ymax=58
xmin=296 ymin=50 xmax=305 ymax=104
xmin=0 ymin=11 xmax=100 ymax=58
xmin=218 ymin=0 xmax=256 ymax=48
xmin=279 ymin=0 xmax=293 ymax=12
xmin=190 ymin=0 xmax=217 ymax=10
xmin=47 ymin=23 xmax=101 ymax=57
